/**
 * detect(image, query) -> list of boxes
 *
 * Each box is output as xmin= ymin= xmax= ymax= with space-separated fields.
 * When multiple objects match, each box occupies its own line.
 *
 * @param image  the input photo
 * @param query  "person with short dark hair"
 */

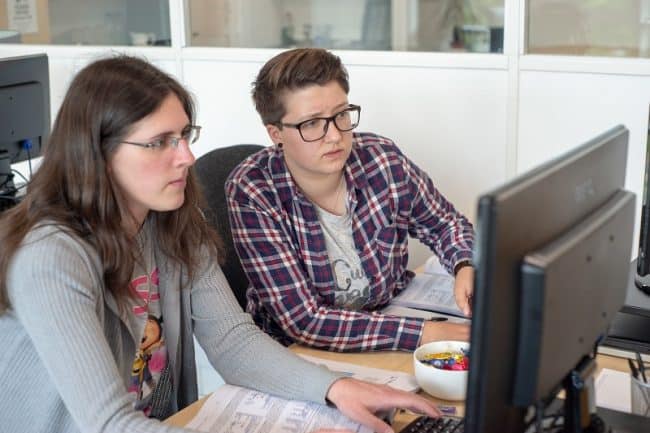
xmin=0 ymin=54 xmax=440 ymax=433
xmin=227 ymin=48 xmax=475 ymax=353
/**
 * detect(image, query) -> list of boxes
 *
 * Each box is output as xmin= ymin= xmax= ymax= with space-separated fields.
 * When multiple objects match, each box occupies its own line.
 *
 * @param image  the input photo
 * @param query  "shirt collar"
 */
xmin=267 ymin=133 xmax=371 ymax=208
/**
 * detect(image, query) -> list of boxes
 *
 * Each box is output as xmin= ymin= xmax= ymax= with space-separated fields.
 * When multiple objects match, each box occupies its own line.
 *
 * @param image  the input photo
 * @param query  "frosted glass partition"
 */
xmin=527 ymin=0 xmax=650 ymax=58
xmin=0 ymin=0 xmax=171 ymax=46
xmin=186 ymin=0 xmax=505 ymax=53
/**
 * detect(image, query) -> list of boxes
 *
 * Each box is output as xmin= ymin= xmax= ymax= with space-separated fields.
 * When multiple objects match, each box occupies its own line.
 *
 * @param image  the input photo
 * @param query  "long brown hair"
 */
xmin=0 ymin=55 xmax=223 ymax=313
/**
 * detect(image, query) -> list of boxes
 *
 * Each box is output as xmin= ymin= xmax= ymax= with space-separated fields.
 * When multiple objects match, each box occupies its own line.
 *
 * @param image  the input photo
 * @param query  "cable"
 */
xmin=11 ymin=169 xmax=29 ymax=184
xmin=27 ymin=147 xmax=33 ymax=177
xmin=3 ymin=140 xmax=36 ymax=197
xmin=0 ymin=172 xmax=15 ymax=190
xmin=12 ymin=182 xmax=28 ymax=193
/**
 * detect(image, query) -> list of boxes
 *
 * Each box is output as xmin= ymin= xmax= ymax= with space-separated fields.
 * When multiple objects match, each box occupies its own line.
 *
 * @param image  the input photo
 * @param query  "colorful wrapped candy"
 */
xmin=420 ymin=350 xmax=469 ymax=371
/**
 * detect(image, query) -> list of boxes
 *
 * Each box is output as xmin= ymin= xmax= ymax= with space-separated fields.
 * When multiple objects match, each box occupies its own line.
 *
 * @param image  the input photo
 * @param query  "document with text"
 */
xmin=298 ymin=354 xmax=419 ymax=392
xmin=388 ymin=273 xmax=465 ymax=318
xmin=186 ymin=384 xmax=371 ymax=433
xmin=381 ymin=304 xmax=469 ymax=324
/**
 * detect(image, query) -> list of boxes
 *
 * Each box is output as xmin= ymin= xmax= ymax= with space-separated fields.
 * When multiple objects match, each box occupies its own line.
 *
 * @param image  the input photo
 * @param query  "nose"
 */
xmin=174 ymin=138 xmax=196 ymax=167
xmin=323 ymin=119 xmax=342 ymax=142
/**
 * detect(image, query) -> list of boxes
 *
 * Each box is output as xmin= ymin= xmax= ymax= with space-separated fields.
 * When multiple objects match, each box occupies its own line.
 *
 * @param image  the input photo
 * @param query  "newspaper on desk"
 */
xmin=382 ymin=257 xmax=470 ymax=321
xmin=186 ymin=384 xmax=372 ymax=433
xmin=388 ymin=273 xmax=460 ymax=315
xmin=298 ymin=353 xmax=419 ymax=392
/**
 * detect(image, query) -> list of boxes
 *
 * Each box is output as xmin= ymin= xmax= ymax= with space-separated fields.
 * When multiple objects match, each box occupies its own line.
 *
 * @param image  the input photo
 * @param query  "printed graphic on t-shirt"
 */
xmin=332 ymin=258 xmax=370 ymax=309
xmin=130 ymin=268 xmax=160 ymax=315
xmin=127 ymin=267 xmax=169 ymax=417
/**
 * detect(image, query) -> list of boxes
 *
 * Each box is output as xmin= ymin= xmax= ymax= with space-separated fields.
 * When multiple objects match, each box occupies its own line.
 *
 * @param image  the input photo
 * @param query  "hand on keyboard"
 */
xmin=400 ymin=416 xmax=464 ymax=433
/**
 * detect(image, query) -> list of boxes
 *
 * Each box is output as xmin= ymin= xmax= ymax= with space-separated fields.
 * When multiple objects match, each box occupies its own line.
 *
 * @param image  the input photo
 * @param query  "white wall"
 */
xmin=179 ymin=49 xmax=509 ymax=266
xmin=518 ymin=56 xmax=650 ymax=250
xmin=4 ymin=44 xmax=650 ymax=266
xmin=3 ymin=2 xmax=650 ymax=270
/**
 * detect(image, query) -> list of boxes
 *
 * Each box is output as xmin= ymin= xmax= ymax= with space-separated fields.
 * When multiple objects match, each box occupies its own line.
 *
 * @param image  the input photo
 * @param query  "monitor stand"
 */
xmin=561 ymin=357 xmax=600 ymax=433
xmin=538 ymin=404 xmax=649 ymax=433
xmin=542 ymin=359 xmax=648 ymax=433
xmin=526 ymin=357 xmax=606 ymax=432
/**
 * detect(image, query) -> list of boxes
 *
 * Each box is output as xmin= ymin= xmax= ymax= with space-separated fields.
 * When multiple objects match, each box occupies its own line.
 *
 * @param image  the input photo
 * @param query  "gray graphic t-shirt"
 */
xmin=315 ymin=205 xmax=371 ymax=310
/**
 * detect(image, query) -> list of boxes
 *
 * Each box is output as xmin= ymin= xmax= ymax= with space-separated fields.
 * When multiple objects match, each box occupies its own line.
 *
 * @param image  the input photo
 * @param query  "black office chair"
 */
xmin=194 ymin=144 xmax=265 ymax=310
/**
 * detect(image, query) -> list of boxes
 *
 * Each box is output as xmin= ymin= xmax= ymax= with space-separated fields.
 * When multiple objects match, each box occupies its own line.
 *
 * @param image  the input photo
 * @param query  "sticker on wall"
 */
xmin=7 ymin=0 xmax=39 ymax=35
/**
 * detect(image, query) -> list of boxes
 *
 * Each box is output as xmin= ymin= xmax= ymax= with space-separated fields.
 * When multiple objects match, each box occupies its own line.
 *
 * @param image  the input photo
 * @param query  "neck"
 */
xmin=122 ymin=210 xmax=148 ymax=238
xmin=296 ymin=171 xmax=346 ymax=215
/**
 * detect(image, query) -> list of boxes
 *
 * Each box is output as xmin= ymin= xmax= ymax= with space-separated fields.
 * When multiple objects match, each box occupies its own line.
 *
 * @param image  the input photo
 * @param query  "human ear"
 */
xmin=265 ymin=124 xmax=283 ymax=146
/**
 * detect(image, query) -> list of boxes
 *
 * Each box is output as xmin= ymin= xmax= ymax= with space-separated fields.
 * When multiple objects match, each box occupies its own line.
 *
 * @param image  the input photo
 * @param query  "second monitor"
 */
xmin=465 ymin=125 xmax=635 ymax=433
xmin=0 ymin=53 xmax=50 ymax=207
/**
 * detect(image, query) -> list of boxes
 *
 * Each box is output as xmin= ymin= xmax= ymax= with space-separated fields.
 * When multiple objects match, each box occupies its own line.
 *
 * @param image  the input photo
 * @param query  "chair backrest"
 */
xmin=194 ymin=144 xmax=264 ymax=309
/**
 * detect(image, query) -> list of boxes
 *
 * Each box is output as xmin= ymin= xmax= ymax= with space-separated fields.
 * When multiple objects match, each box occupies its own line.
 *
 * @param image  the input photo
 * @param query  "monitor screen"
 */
xmin=0 ymin=53 xmax=50 ymax=202
xmin=465 ymin=125 xmax=632 ymax=433
xmin=634 ymin=120 xmax=650 ymax=295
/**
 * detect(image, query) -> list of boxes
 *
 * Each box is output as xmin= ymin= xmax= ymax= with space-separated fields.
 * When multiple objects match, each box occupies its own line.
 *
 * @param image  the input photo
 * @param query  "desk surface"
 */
xmin=164 ymin=345 xmax=421 ymax=429
xmin=165 ymin=346 xmax=629 ymax=431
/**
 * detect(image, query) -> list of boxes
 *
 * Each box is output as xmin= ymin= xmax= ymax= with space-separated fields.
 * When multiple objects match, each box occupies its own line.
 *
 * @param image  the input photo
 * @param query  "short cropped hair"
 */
xmin=252 ymin=48 xmax=350 ymax=126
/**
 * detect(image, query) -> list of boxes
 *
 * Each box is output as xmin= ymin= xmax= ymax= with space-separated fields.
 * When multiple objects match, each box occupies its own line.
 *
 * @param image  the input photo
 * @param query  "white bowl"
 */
xmin=413 ymin=341 xmax=469 ymax=401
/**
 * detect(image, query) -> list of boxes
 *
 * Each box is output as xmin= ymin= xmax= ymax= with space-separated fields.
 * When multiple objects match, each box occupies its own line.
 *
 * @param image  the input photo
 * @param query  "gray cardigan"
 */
xmin=0 ymin=223 xmax=340 ymax=433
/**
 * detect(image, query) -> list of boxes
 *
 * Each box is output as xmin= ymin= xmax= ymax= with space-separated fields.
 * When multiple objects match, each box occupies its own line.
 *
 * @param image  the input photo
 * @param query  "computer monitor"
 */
xmin=465 ymin=125 xmax=634 ymax=433
xmin=0 ymin=53 xmax=50 ymax=205
xmin=514 ymin=189 xmax=634 ymax=423
xmin=633 ymin=121 xmax=650 ymax=295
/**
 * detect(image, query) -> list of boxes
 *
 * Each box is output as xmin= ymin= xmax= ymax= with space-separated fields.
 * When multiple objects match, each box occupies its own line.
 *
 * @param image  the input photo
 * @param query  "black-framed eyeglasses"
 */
xmin=122 ymin=125 xmax=202 ymax=150
xmin=280 ymin=105 xmax=361 ymax=142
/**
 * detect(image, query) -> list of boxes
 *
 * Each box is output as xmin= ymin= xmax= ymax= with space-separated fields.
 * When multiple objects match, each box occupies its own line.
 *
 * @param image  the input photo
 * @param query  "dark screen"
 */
xmin=0 ymin=53 xmax=50 ymax=200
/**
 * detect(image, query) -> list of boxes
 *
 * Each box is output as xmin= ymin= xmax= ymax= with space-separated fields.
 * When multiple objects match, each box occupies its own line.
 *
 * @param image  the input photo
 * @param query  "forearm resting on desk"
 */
xmin=421 ymin=321 xmax=470 ymax=344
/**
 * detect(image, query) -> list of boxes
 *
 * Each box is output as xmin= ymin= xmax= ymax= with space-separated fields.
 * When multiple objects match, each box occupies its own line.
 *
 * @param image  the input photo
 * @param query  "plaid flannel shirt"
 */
xmin=226 ymin=132 xmax=474 ymax=352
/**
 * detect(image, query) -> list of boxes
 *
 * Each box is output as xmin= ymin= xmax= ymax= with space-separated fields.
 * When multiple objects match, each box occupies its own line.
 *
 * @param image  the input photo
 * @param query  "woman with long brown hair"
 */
xmin=0 ymin=55 xmax=439 ymax=433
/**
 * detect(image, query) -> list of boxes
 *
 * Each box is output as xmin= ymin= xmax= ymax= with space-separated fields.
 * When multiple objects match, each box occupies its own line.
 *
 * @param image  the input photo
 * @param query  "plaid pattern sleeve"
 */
xmin=226 ymin=133 xmax=473 ymax=352
xmin=396 ymin=144 xmax=475 ymax=274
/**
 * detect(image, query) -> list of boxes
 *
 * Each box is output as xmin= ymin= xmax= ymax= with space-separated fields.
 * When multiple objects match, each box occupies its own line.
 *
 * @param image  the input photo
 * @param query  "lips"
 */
xmin=169 ymin=177 xmax=186 ymax=186
xmin=324 ymin=149 xmax=344 ymax=157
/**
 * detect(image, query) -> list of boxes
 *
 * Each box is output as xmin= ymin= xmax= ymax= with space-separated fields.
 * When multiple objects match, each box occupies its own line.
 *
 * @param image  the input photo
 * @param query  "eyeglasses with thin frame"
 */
xmin=280 ymin=104 xmax=361 ymax=142
xmin=122 ymin=125 xmax=202 ymax=150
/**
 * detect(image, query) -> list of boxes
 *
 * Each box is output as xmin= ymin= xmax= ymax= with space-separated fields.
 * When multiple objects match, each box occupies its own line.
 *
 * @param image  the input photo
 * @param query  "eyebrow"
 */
xmin=297 ymin=102 xmax=350 ymax=122
xmin=143 ymin=123 xmax=192 ymax=141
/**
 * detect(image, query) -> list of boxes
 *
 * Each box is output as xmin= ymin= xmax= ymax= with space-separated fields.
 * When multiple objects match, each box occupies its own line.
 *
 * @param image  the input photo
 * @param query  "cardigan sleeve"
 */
xmin=7 ymin=228 xmax=192 ymax=433
xmin=189 ymin=251 xmax=344 ymax=404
